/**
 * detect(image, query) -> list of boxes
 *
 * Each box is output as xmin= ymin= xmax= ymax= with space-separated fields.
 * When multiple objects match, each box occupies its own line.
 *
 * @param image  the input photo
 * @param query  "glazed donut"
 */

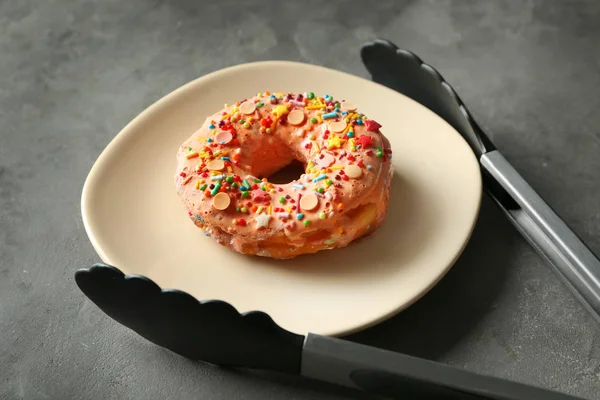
xmin=175 ymin=91 xmax=393 ymax=259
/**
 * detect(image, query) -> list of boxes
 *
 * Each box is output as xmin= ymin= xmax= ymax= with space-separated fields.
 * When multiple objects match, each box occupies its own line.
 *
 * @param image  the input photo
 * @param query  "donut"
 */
xmin=175 ymin=91 xmax=393 ymax=259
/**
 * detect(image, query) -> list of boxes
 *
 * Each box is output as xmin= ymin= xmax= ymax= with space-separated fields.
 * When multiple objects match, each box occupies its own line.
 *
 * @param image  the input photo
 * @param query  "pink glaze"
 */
xmin=175 ymin=91 xmax=393 ymax=259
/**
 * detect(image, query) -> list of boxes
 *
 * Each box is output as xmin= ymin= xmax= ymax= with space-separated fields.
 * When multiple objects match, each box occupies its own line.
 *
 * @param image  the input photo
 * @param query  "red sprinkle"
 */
xmin=179 ymin=172 xmax=187 ymax=177
xmin=356 ymin=135 xmax=374 ymax=149
xmin=364 ymin=120 xmax=382 ymax=132
xmin=237 ymin=219 xmax=247 ymax=226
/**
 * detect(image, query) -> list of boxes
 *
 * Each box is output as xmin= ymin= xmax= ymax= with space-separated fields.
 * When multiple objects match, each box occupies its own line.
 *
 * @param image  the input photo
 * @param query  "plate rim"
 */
xmin=81 ymin=60 xmax=482 ymax=336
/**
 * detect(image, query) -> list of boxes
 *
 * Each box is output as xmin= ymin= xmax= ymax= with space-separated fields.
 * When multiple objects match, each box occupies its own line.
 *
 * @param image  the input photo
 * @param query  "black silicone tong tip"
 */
xmin=361 ymin=39 xmax=520 ymax=210
xmin=360 ymin=39 xmax=495 ymax=158
xmin=75 ymin=264 xmax=304 ymax=373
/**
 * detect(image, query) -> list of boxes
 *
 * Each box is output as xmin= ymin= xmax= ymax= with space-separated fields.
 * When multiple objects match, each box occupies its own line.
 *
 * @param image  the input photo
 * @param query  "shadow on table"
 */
xmin=345 ymin=193 xmax=519 ymax=360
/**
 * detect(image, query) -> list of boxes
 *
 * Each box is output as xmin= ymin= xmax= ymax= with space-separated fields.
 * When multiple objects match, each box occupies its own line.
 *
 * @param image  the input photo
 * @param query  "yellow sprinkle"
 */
xmin=195 ymin=180 xmax=200 ymax=189
xmin=342 ymin=123 xmax=352 ymax=135
xmin=196 ymin=137 xmax=205 ymax=142
xmin=182 ymin=175 xmax=193 ymax=185
xmin=317 ymin=114 xmax=323 ymax=123
xmin=330 ymin=165 xmax=344 ymax=170
xmin=185 ymin=152 xmax=199 ymax=159
xmin=286 ymin=206 xmax=292 ymax=213
xmin=227 ymin=167 xmax=233 ymax=172
xmin=271 ymin=115 xmax=280 ymax=128
xmin=257 ymin=206 xmax=264 ymax=214
xmin=348 ymin=138 xmax=356 ymax=152
xmin=312 ymin=141 xmax=320 ymax=153
xmin=306 ymin=105 xmax=326 ymax=110
xmin=268 ymin=206 xmax=272 ymax=215
xmin=270 ymin=189 xmax=276 ymax=193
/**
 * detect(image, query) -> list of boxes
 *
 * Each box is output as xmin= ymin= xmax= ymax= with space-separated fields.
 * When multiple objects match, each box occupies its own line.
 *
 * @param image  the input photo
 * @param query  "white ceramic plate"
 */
xmin=81 ymin=61 xmax=481 ymax=337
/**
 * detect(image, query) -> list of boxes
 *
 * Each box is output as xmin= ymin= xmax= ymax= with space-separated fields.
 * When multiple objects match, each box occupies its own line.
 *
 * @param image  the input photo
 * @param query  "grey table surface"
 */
xmin=2 ymin=0 xmax=600 ymax=399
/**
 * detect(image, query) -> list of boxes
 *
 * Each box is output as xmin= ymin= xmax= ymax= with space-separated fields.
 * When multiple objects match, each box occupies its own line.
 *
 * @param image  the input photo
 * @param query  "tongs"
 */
xmin=360 ymin=39 xmax=600 ymax=322
xmin=76 ymin=39 xmax=599 ymax=399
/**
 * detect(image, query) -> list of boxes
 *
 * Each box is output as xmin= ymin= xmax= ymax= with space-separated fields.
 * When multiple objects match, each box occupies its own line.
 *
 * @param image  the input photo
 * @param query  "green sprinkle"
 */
xmin=239 ymin=119 xmax=245 ymax=124
xmin=254 ymin=179 xmax=262 ymax=183
xmin=307 ymin=92 xmax=315 ymax=100
xmin=226 ymin=176 xmax=233 ymax=183
xmin=317 ymin=187 xmax=325 ymax=194
xmin=187 ymin=147 xmax=192 ymax=151
xmin=236 ymin=207 xmax=241 ymax=212
xmin=334 ymin=103 xmax=340 ymax=109
xmin=256 ymin=102 xmax=264 ymax=108
xmin=319 ymin=212 xmax=326 ymax=219
xmin=243 ymin=180 xmax=251 ymax=190
xmin=210 ymin=183 xmax=221 ymax=196
xmin=266 ymin=128 xmax=271 ymax=134
xmin=242 ymin=191 xmax=250 ymax=198
xmin=199 ymin=184 xmax=207 ymax=191
xmin=232 ymin=182 xmax=238 ymax=188
xmin=310 ymin=117 xmax=317 ymax=124
xmin=304 ymin=220 xmax=311 ymax=227
xmin=241 ymin=207 xmax=247 ymax=213
xmin=326 ymin=179 xmax=333 ymax=185
xmin=279 ymin=197 xmax=286 ymax=204
xmin=376 ymin=147 xmax=384 ymax=158
xmin=243 ymin=122 xmax=251 ymax=129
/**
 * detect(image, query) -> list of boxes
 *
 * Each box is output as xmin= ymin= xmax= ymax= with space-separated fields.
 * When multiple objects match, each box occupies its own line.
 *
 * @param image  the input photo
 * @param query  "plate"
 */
xmin=81 ymin=61 xmax=481 ymax=336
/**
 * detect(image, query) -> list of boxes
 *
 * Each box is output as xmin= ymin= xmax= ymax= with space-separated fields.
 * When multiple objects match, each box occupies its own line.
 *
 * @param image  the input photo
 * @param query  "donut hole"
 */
xmin=266 ymin=159 xmax=305 ymax=184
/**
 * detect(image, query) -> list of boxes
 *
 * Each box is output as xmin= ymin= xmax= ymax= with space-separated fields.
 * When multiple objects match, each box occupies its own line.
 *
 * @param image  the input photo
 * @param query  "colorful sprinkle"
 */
xmin=303 ymin=220 xmax=311 ymax=227
xmin=210 ymin=182 xmax=222 ymax=196
xmin=293 ymin=184 xmax=305 ymax=190
xmin=321 ymin=112 xmax=337 ymax=119
xmin=312 ymin=174 xmax=327 ymax=183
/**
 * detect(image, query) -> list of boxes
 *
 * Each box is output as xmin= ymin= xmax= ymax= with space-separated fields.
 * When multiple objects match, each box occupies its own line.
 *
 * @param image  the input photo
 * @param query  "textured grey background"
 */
xmin=1 ymin=0 xmax=600 ymax=399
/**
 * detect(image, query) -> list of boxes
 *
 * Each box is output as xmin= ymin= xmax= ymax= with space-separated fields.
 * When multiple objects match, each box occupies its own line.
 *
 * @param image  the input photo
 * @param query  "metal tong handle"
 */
xmin=302 ymin=334 xmax=583 ymax=399
xmin=482 ymin=150 xmax=600 ymax=323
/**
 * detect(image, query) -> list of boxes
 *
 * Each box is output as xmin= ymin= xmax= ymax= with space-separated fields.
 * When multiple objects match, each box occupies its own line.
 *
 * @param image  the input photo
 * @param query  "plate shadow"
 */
xmin=346 ymin=193 xmax=518 ymax=360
